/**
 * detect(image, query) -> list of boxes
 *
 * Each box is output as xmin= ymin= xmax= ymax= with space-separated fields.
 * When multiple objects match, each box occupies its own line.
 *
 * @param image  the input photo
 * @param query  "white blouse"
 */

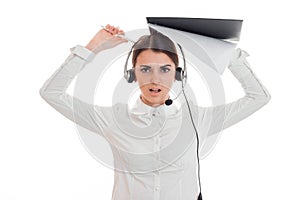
xmin=40 ymin=45 xmax=271 ymax=200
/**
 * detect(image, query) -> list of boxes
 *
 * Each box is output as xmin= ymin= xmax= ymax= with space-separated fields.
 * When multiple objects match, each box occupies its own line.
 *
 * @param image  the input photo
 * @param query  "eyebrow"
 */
xmin=139 ymin=64 xmax=172 ymax=68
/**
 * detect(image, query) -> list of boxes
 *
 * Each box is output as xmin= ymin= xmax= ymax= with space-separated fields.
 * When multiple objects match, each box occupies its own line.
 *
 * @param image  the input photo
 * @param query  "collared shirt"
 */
xmin=40 ymin=45 xmax=271 ymax=200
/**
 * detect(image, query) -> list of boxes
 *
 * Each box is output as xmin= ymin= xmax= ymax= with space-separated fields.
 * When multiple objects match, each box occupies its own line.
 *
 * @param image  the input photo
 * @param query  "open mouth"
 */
xmin=149 ymin=88 xmax=162 ymax=93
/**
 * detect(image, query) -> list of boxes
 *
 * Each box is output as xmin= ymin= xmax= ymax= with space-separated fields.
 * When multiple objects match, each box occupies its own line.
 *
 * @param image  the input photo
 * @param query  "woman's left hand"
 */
xmin=85 ymin=24 xmax=128 ymax=53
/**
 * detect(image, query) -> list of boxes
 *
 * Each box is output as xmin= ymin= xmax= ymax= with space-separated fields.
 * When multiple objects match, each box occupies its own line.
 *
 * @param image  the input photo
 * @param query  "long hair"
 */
xmin=132 ymin=31 xmax=179 ymax=68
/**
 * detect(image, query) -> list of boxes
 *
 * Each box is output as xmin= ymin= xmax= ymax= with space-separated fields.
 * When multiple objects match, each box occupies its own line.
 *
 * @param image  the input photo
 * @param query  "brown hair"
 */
xmin=132 ymin=32 xmax=179 ymax=68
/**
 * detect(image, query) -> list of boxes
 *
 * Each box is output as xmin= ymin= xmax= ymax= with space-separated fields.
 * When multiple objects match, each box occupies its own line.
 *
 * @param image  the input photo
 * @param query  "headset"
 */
xmin=123 ymin=42 xmax=203 ymax=200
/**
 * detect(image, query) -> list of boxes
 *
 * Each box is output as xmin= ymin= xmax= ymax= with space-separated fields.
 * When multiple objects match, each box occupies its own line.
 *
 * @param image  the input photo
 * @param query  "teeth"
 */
xmin=150 ymin=89 xmax=161 ymax=92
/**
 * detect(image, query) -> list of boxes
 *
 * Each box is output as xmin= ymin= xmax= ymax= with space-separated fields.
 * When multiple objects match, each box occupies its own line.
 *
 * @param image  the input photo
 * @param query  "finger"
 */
xmin=106 ymin=24 xmax=115 ymax=34
xmin=110 ymin=26 xmax=119 ymax=35
xmin=110 ymin=27 xmax=116 ymax=34
xmin=118 ymin=30 xmax=125 ymax=35
xmin=113 ymin=28 xmax=120 ymax=35
xmin=103 ymin=24 xmax=122 ymax=35
xmin=104 ymin=26 xmax=115 ymax=35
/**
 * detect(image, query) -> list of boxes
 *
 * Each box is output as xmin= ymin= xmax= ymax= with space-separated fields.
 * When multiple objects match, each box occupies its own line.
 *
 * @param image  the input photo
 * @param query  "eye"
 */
xmin=161 ymin=67 xmax=170 ymax=73
xmin=140 ymin=68 xmax=150 ymax=73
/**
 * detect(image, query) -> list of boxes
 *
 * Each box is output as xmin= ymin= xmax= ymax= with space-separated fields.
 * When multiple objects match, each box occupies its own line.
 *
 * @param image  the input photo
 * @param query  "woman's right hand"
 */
xmin=85 ymin=24 xmax=128 ymax=53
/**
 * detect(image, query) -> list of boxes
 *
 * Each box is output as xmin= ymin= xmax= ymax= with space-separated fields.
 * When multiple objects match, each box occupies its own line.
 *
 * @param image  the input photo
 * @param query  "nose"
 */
xmin=150 ymin=70 xmax=160 ymax=84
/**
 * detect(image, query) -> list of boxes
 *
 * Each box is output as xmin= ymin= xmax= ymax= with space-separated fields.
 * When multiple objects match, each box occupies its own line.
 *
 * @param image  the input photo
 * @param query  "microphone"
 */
xmin=164 ymin=81 xmax=186 ymax=106
xmin=165 ymin=99 xmax=173 ymax=106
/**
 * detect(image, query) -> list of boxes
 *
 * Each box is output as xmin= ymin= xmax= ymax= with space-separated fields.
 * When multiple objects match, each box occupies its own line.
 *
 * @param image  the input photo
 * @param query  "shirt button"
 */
xmin=151 ymin=110 xmax=160 ymax=117
xmin=155 ymin=186 xmax=160 ymax=191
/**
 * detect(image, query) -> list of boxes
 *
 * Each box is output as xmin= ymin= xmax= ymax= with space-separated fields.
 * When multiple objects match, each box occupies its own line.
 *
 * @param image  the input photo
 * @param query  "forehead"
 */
xmin=136 ymin=49 xmax=174 ymax=65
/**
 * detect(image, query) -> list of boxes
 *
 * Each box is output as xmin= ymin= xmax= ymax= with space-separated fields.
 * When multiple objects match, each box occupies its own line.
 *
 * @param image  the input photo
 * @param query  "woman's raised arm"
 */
xmin=39 ymin=45 xmax=112 ymax=135
xmin=196 ymin=48 xmax=271 ymax=137
xmin=40 ymin=25 xmax=128 ymax=134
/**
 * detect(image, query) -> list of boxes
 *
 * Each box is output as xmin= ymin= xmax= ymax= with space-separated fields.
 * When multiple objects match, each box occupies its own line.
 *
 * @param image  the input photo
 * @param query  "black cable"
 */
xmin=177 ymin=44 xmax=202 ymax=200
xmin=181 ymin=79 xmax=202 ymax=200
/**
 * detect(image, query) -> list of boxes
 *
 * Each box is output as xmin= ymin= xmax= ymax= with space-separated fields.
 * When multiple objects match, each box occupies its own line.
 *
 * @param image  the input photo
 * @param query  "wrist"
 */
xmin=70 ymin=45 xmax=96 ymax=62
xmin=85 ymin=41 xmax=97 ymax=52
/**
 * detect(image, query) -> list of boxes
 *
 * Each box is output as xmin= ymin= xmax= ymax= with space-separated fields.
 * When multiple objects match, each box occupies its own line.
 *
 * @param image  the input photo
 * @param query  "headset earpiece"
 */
xmin=175 ymin=44 xmax=186 ymax=82
xmin=175 ymin=67 xmax=185 ymax=81
xmin=124 ymin=44 xmax=136 ymax=83
xmin=125 ymin=68 xmax=136 ymax=83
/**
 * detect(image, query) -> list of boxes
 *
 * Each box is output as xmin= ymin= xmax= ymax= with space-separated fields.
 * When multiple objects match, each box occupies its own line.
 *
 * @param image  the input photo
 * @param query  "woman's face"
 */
xmin=134 ymin=49 xmax=176 ymax=107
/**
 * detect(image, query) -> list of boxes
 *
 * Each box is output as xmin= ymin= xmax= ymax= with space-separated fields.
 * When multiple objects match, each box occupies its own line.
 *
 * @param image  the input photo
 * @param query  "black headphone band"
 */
xmin=177 ymin=43 xmax=187 ymax=80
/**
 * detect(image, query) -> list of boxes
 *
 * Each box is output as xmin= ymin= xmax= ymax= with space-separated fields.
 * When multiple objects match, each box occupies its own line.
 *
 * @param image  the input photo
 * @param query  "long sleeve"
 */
xmin=197 ymin=49 xmax=271 ymax=137
xmin=39 ymin=45 xmax=111 ymax=135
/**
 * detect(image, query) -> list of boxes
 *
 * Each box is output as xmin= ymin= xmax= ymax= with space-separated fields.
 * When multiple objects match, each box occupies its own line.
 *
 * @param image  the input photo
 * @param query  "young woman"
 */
xmin=40 ymin=24 xmax=271 ymax=200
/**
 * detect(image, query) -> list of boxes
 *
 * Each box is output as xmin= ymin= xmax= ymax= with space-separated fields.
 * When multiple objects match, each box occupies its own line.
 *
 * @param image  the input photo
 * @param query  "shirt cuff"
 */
xmin=228 ymin=48 xmax=250 ymax=67
xmin=70 ymin=45 xmax=96 ymax=62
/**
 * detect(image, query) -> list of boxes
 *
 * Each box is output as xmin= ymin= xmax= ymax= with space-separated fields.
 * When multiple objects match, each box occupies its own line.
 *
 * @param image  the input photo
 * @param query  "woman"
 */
xmin=40 ymin=24 xmax=271 ymax=200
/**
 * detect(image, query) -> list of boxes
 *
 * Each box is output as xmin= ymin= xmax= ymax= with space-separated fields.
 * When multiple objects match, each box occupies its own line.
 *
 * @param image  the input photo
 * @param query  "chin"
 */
xmin=143 ymin=96 xmax=165 ymax=106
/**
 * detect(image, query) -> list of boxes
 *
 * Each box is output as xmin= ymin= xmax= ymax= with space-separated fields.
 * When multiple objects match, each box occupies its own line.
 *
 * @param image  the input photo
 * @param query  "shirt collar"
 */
xmin=129 ymin=96 xmax=179 ymax=116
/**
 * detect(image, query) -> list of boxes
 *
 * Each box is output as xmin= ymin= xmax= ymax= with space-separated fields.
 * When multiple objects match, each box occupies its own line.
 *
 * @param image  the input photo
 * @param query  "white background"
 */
xmin=1 ymin=0 xmax=299 ymax=199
